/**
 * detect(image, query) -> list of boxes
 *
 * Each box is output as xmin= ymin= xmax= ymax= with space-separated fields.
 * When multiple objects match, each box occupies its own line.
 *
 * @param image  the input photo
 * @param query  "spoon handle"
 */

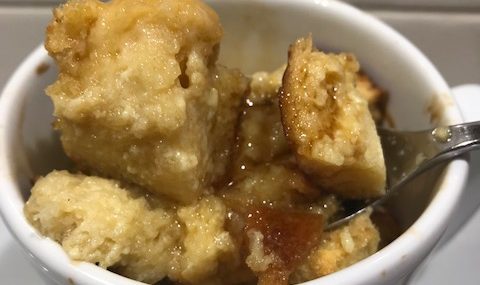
xmin=326 ymin=122 xmax=480 ymax=230
xmin=440 ymin=122 xmax=480 ymax=157
xmin=326 ymin=121 xmax=480 ymax=230
xmin=379 ymin=121 xmax=480 ymax=192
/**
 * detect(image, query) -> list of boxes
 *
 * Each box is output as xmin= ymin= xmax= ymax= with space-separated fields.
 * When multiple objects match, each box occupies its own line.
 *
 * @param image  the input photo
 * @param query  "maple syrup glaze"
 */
xmin=244 ymin=206 xmax=324 ymax=285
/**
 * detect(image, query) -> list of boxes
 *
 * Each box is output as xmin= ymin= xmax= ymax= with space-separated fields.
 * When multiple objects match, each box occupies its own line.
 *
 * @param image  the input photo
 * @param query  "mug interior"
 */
xmin=0 ymin=0 xmax=467 ymax=285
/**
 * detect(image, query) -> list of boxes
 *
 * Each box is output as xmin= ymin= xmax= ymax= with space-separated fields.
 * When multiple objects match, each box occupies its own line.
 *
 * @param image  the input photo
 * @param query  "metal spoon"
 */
xmin=326 ymin=121 xmax=480 ymax=229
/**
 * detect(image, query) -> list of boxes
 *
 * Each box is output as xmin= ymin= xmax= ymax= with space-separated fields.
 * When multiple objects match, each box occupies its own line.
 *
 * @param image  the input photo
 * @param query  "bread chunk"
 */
xmin=229 ymin=66 xmax=290 ymax=180
xmin=357 ymin=73 xmax=388 ymax=125
xmin=25 ymin=171 xmax=242 ymax=284
xmin=248 ymin=65 xmax=287 ymax=105
xmin=223 ymin=163 xmax=320 ymax=210
xmin=24 ymin=170 xmax=181 ymax=283
xmin=291 ymin=213 xmax=380 ymax=282
xmin=45 ymin=0 xmax=247 ymax=203
xmin=171 ymin=196 xmax=236 ymax=283
xmin=279 ymin=36 xmax=386 ymax=198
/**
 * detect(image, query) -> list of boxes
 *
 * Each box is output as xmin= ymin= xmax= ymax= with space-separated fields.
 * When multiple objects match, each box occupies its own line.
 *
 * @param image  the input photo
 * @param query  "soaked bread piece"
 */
xmin=223 ymin=163 xmax=320 ymax=210
xmin=357 ymin=74 xmax=383 ymax=108
xmin=25 ymin=171 xmax=240 ymax=284
xmin=170 ymin=196 xmax=239 ymax=284
xmin=292 ymin=213 xmax=380 ymax=282
xmin=244 ymin=207 xmax=324 ymax=285
xmin=222 ymin=66 xmax=373 ymax=285
xmin=279 ymin=36 xmax=386 ymax=199
xmin=45 ymin=0 xmax=247 ymax=203
xmin=32 ymin=2 xmax=390 ymax=282
xmin=24 ymin=170 xmax=181 ymax=283
xmin=229 ymin=66 xmax=290 ymax=181
xmin=210 ymin=66 xmax=250 ymax=181
xmin=248 ymin=65 xmax=286 ymax=105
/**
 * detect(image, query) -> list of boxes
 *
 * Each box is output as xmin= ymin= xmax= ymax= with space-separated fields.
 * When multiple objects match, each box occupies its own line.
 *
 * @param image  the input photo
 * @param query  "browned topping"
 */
xmin=244 ymin=206 xmax=324 ymax=285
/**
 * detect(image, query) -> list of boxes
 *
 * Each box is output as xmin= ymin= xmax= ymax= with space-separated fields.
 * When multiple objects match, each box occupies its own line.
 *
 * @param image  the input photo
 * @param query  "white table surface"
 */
xmin=1 ymin=4 xmax=480 ymax=285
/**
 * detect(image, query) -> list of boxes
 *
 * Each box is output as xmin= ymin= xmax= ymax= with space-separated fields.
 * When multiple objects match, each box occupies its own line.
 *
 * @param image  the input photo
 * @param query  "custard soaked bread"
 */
xmin=45 ymin=0 xmax=248 ymax=203
xmin=279 ymin=36 xmax=386 ymax=198
xmin=26 ymin=61 xmax=383 ymax=284
xmin=26 ymin=0 xmax=390 ymax=283
xmin=25 ymin=171 xmax=238 ymax=284
xmin=24 ymin=171 xmax=182 ymax=283
xmin=292 ymin=213 xmax=380 ymax=282
xmin=222 ymin=66 xmax=381 ymax=285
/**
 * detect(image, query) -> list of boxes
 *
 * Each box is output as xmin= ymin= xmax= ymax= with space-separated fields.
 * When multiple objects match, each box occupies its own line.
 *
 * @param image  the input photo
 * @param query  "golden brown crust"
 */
xmin=279 ymin=36 xmax=386 ymax=198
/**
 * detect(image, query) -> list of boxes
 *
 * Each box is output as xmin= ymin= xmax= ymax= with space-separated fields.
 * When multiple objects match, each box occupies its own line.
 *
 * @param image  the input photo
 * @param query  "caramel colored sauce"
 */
xmin=244 ymin=207 xmax=324 ymax=285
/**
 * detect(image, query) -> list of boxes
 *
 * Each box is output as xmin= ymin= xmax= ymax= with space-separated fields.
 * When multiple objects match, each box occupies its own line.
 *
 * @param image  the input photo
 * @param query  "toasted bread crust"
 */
xmin=279 ymin=36 xmax=386 ymax=198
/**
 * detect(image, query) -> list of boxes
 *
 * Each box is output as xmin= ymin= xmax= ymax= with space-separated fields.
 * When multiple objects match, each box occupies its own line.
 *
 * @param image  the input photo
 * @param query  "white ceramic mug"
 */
xmin=0 ymin=0 xmax=477 ymax=284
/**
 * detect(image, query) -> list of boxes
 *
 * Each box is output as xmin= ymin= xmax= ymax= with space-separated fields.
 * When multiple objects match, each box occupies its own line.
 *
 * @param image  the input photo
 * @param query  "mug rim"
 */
xmin=0 ymin=0 xmax=469 ymax=284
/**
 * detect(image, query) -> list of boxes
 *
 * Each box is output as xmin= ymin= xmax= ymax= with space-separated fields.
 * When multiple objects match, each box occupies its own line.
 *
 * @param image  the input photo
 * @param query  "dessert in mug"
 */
xmin=24 ymin=0 xmax=391 ymax=284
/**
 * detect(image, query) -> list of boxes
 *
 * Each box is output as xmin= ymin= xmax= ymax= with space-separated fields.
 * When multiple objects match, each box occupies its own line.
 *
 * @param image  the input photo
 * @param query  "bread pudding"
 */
xmin=25 ymin=0 xmax=389 ymax=284
xmin=45 ymin=0 xmax=248 ymax=203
